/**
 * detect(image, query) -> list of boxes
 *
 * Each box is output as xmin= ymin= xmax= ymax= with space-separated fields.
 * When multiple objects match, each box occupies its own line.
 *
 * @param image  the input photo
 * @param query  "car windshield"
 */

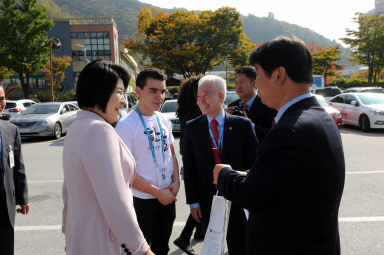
xmin=22 ymin=104 xmax=60 ymax=114
xmin=364 ymin=88 xmax=384 ymax=93
xmin=225 ymin=92 xmax=239 ymax=105
xmin=161 ymin=101 xmax=177 ymax=113
xmin=314 ymin=88 xmax=341 ymax=97
xmin=5 ymin=102 xmax=16 ymax=109
xmin=315 ymin=96 xmax=329 ymax=107
xmin=357 ymin=94 xmax=384 ymax=105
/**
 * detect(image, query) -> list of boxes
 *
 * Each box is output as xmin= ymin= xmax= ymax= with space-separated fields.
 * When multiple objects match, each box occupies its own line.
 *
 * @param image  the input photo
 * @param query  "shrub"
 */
xmin=168 ymin=86 xmax=179 ymax=95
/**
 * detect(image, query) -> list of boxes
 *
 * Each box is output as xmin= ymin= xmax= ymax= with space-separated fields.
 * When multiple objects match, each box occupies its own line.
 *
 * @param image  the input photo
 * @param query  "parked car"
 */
xmin=314 ymin=95 xmax=342 ymax=129
xmin=343 ymin=87 xmax=384 ymax=94
xmin=9 ymin=102 xmax=79 ymax=139
xmin=329 ymin=92 xmax=384 ymax=132
xmin=3 ymin=99 xmax=36 ymax=118
xmin=312 ymin=87 xmax=342 ymax=101
xmin=120 ymin=92 xmax=138 ymax=118
xmin=224 ymin=90 xmax=240 ymax=108
xmin=160 ymin=99 xmax=180 ymax=133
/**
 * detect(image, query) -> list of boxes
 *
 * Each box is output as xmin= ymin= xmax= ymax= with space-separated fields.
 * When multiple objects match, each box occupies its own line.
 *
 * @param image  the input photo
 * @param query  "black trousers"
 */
xmin=133 ymin=197 xmax=176 ymax=255
xmin=0 ymin=192 xmax=14 ymax=255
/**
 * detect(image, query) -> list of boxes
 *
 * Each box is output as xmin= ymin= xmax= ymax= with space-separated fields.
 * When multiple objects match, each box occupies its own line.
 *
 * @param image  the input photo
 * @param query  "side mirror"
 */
xmin=329 ymin=102 xmax=333 ymax=106
xmin=60 ymin=109 xmax=66 ymax=114
xmin=351 ymin=100 xmax=359 ymax=106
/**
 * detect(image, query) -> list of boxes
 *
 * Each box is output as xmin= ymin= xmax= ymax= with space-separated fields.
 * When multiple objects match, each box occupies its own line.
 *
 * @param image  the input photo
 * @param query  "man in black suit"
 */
xmin=214 ymin=36 xmax=345 ymax=255
xmin=227 ymin=66 xmax=277 ymax=142
xmin=183 ymin=75 xmax=258 ymax=255
xmin=0 ymin=85 xmax=29 ymax=255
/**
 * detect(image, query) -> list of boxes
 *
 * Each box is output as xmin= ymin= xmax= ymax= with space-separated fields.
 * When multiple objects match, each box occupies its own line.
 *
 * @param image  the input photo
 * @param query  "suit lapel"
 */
xmin=221 ymin=114 xmax=234 ymax=163
xmin=0 ymin=122 xmax=7 ymax=172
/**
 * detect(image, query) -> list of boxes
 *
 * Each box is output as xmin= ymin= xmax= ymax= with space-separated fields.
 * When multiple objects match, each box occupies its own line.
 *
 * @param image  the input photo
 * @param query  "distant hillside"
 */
xmin=37 ymin=0 xmax=351 ymax=69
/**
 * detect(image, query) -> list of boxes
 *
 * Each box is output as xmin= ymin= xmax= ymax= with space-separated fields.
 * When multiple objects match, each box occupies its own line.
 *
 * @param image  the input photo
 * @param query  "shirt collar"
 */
xmin=207 ymin=110 xmax=225 ymax=127
xmin=243 ymin=92 xmax=257 ymax=109
xmin=275 ymin=93 xmax=313 ymax=124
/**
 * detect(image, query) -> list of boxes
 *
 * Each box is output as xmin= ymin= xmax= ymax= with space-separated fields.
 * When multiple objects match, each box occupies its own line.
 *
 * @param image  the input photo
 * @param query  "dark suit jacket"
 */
xmin=183 ymin=113 xmax=258 ymax=215
xmin=218 ymin=97 xmax=345 ymax=255
xmin=0 ymin=120 xmax=28 ymax=226
xmin=229 ymin=93 xmax=277 ymax=142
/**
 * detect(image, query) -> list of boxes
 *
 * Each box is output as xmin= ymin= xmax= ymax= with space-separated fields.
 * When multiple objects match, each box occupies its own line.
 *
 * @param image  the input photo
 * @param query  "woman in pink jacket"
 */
xmin=62 ymin=60 xmax=153 ymax=255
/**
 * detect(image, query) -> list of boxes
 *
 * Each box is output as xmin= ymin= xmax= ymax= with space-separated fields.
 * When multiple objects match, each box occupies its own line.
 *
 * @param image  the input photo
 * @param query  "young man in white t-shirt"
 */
xmin=116 ymin=68 xmax=180 ymax=255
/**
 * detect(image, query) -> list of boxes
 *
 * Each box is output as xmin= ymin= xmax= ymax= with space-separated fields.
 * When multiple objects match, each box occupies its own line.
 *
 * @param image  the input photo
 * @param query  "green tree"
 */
xmin=0 ymin=0 xmax=53 ymax=98
xmin=341 ymin=13 xmax=384 ymax=84
xmin=125 ymin=7 xmax=253 ymax=77
xmin=40 ymin=55 xmax=72 ymax=100
xmin=308 ymin=43 xmax=343 ymax=85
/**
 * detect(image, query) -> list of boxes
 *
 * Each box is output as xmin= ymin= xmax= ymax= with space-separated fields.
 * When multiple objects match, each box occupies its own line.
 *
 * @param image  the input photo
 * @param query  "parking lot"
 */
xmin=13 ymin=126 xmax=384 ymax=255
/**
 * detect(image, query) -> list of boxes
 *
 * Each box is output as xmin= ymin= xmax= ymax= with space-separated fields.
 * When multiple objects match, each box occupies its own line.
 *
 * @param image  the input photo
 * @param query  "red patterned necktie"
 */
xmin=210 ymin=119 xmax=221 ymax=164
xmin=271 ymin=118 xmax=276 ymax=128
xmin=242 ymin=102 xmax=248 ymax=109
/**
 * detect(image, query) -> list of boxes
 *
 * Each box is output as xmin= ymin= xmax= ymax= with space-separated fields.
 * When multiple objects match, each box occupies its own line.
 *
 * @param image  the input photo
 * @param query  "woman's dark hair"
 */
xmin=249 ymin=35 xmax=313 ymax=84
xmin=136 ymin=68 xmax=167 ymax=89
xmin=76 ymin=60 xmax=130 ymax=112
xmin=176 ymin=75 xmax=202 ymax=120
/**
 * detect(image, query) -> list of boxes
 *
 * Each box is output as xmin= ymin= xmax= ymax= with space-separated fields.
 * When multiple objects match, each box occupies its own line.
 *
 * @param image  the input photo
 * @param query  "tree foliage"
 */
xmin=125 ymin=7 xmax=254 ymax=77
xmin=341 ymin=13 xmax=384 ymax=84
xmin=307 ymin=43 xmax=343 ymax=85
xmin=40 ymin=55 xmax=72 ymax=99
xmin=0 ymin=0 xmax=53 ymax=98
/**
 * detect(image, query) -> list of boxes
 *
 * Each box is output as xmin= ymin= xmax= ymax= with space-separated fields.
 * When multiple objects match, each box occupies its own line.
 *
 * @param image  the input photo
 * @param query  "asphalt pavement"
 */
xmin=13 ymin=126 xmax=384 ymax=255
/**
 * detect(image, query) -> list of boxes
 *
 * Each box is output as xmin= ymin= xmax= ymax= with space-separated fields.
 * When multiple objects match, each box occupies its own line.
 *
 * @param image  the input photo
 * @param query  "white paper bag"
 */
xmin=201 ymin=194 xmax=231 ymax=255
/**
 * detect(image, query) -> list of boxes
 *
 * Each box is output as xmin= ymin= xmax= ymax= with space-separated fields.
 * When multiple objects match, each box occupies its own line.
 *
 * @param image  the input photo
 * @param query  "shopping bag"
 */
xmin=201 ymin=193 xmax=231 ymax=255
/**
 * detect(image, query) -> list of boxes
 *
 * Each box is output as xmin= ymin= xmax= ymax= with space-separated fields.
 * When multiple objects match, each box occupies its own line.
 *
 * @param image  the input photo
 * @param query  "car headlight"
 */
xmin=370 ymin=109 xmax=384 ymax=116
xmin=334 ymin=112 xmax=341 ymax=118
xmin=35 ymin=120 xmax=49 ymax=126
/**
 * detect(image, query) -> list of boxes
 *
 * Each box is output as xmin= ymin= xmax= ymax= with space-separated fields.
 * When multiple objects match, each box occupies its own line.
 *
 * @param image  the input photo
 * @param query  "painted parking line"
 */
xmin=28 ymin=180 xmax=63 ymax=184
xmin=346 ymin=171 xmax=384 ymax=175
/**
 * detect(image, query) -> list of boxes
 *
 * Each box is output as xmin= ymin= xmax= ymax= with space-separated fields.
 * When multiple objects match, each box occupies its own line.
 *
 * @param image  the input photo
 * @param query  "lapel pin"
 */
xmin=229 ymin=126 xmax=232 ymax=131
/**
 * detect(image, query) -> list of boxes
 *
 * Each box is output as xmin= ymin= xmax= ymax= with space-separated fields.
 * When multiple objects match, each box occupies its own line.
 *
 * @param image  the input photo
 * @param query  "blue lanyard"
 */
xmin=208 ymin=117 xmax=225 ymax=156
xmin=136 ymin=108 xmax=165 ymax=166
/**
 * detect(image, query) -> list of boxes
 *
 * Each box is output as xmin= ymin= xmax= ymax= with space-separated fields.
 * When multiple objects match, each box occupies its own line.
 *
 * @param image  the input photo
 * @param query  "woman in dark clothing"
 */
xmin=173 ymin=76 xmax=204 ymax=255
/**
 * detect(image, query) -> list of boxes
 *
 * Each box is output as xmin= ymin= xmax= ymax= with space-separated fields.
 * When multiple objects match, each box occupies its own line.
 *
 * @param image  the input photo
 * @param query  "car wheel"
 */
xmin=360 ymin=115 xmax=370 ymax=133
xmin=53 ymin=122 xmax=62 ymax=139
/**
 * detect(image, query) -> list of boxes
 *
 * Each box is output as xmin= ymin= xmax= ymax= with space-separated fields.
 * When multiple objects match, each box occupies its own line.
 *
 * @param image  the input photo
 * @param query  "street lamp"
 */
xmin=49 ymin=38 xmax=61 ymax=102
xmin=75 ymin=44 xmax=89 ymax=64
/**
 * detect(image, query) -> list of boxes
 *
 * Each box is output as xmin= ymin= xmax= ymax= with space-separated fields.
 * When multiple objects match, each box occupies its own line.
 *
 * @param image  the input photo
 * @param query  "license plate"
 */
xmin=172 ymin=124 xmax=180 ymax=131
xmin=19 ymin=128 xmax=31 ymax=133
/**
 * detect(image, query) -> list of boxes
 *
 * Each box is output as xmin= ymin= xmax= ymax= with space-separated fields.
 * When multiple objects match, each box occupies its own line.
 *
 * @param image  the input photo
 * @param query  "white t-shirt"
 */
xmin=116 ymin=110 xmax=174 ymax=199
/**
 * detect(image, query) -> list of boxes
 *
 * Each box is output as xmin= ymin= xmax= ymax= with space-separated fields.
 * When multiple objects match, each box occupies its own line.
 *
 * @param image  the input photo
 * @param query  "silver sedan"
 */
xmin=9 ymin=102 xmax=79 ymax=139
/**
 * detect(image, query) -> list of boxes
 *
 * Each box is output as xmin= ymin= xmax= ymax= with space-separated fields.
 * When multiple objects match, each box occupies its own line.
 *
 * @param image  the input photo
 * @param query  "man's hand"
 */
xmin=213 ymin=164 xmax=231 ymax=185
xmin=168 ymin=180 xmax=180 ymax=196
xmin=16 ymin=204 xmax=30 ymax=215
xmin=156 ymin=189 xmax=177 ymax=206
xmin=226 ymin=106 xmax=234 ymax=115
xmin=191 ymin=207 xmax=202 ymax=223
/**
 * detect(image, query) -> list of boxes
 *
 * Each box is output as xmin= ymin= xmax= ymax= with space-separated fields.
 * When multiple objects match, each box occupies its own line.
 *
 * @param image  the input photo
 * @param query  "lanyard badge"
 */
xmin=136 ymin=108 xmax=170 ymax=189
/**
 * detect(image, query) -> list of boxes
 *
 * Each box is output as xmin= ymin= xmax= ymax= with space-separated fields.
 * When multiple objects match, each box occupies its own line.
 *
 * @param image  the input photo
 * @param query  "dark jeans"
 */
xmin=133 ymin=197 xmax=176 ymax=255
xmin=0 ymin=192 xmax=14 ymax=255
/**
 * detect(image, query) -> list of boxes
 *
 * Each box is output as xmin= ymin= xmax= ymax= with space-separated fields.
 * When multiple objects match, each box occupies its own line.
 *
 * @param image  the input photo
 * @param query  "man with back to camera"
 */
xmin=116 ymin=68 xmax=180 ymax=255
xmin=227 ymin=66 xmax=277 ymax=142
xmin=183 ymin=75 xmax=259 ymax=255
xmin=213 ymin=36 xmax=345 ymax=255
xmin=0 ymin=85 xmax=29 ymax=255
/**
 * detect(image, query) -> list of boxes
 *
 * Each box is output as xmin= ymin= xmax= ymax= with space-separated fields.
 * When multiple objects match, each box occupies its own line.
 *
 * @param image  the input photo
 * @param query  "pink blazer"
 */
xmin=62 ymin=110 xmax=149 ymax=255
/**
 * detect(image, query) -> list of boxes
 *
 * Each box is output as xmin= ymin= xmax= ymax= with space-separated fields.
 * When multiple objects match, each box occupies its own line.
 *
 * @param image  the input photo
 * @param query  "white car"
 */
xmin=4 ymin=99 xmax=36 ymax=118
xmin=160 ymin=99 xmax=180 ymax=132
xmin=329 ymin=92 xmax=384 ymax=132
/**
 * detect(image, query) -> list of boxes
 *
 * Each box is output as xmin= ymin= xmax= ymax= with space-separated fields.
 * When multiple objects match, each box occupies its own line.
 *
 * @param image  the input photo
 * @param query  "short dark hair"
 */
xmin=249 ymin=35 xmax=313 ymax=84
xmin=235 ymin=66 xmax=257 ymax=81
xmin=136 ymin=68 xmax=167 ymax=89
xmin=76 ymin=60 xmax=130 ymax=112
